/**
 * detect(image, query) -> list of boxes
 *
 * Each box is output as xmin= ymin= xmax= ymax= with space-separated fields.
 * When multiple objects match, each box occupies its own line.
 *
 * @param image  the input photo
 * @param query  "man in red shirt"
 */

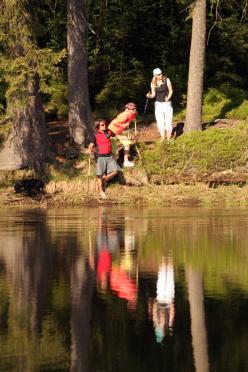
xmin=89 ymin=119 xmax=118 ymax=199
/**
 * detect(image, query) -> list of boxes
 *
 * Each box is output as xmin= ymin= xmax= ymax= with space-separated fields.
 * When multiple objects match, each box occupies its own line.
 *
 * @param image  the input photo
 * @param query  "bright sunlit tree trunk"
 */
xmin=185 ymin=0 xmax=206 ymax=132
xmin=67 ymin=0 xmax=93 ymax=146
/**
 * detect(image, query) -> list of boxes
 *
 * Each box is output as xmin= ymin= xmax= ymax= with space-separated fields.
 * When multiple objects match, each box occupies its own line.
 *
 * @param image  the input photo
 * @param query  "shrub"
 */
xmin=141 ymin=123 xmax=248 ymax=183
xmin=226 ymin=100 xmax=248 ymax=120
xmin=202 ymin=84 xmax=247 ymax=122
xmin=203 ymin=88 xmax=231 ymax=122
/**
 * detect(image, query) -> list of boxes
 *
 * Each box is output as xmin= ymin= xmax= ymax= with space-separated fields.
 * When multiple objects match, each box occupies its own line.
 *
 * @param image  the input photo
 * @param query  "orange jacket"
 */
xmin=108 ymin=111 xmax=136 ymax=135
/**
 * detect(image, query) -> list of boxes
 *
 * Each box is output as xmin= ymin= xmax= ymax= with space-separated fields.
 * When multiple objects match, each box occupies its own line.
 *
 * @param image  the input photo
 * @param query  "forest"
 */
xmin=0 ymin=0 xmax=247 ymax=191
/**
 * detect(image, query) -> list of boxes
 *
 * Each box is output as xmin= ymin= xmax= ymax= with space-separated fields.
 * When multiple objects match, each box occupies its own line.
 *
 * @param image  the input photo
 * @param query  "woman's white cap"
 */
xmin=153 ymin=68 xmax=162 ymax=76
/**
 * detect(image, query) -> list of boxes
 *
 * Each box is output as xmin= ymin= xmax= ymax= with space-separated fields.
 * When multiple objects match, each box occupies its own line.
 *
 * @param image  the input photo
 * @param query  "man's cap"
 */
xmin=125 ymin=102 xmax=137 ymax=110
xmin=153 ymin=68 xmax=162 ymax=76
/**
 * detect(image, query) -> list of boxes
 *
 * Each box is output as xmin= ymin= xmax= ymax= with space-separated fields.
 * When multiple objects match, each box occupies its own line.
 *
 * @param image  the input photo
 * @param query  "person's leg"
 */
xmin=164 ymin=102 xmax=173 ymax=140
xmin=155 ymin=102 xmax=166 ymax=140
xmin=105 ymin=157 xmax=118 ymax=184
xmin=97 ymin=176 xmax=104 ymax=192
xmin=116 ymin=135 xmax=134 ymax=167
xmin=124 ymin=145 xmax=131 ymax=162
xmin=124 ymin=146 xmax=129 ymax=163
xmin=105 ymin=171 xmax=117 ymax=182
xmin=96 ymin=158 xmax=107 ymax=198
xmin=124 ymin=146 xmax=135 ymax=167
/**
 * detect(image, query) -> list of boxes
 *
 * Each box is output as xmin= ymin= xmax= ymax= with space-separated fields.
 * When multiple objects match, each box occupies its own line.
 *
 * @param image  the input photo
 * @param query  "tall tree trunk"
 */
xmin=67 ymin=0 xmax=93 ymax=146
xmin=184 ymin=0 xmax=206 ymax=132
xmin=0 ymin=76 xmax=48 ymax=170
xmin=186 ymin=267 xmax=209 ymax=372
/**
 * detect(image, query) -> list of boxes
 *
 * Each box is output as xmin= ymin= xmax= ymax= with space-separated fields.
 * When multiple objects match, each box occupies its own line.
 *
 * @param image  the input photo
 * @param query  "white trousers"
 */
xmin=155 ymin=101 xmax=173 ymax=135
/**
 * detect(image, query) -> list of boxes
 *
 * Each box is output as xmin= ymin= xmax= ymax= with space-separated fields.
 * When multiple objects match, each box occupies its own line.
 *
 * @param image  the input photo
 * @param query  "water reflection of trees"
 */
xmin=0 ymin=209 xmax=95 ymax=371
xmin=187 ymin=267 xmax=209 ymax=372
xmin=70 ymin=246 xmax=95 ymax=372
xmin=0 ymin=207 xmax=248 ymax=371
xmin=90 ymin=208 xmax=248 ymax=372
xmin=136 ymin=209 xmax=248 ymax=296
xmin=0 ymin=210 xmax=70 ymax=369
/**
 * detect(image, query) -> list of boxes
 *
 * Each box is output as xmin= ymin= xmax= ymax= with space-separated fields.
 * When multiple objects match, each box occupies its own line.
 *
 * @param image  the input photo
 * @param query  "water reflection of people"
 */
xmin=96 ymin=208 xmax=120 ymax=294
xmin=149 ymin=258 xmax=175 ymax=343
xmin=96 ymin=208 xmax=137 ymax=311
xmin=110 ymin=216 xmax=137 ymax=311
xmin=97 ymin=244 xmax=112 ymax=292
xmin=110 ymin=265 xmax=137 ymax=311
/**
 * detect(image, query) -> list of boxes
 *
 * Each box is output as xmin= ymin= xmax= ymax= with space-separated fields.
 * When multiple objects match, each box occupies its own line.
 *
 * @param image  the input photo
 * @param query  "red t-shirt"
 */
xmin=108 ymin=111 xmax=136 ymax=135
xmin=94 ymin=129 xmax=115 ymax=156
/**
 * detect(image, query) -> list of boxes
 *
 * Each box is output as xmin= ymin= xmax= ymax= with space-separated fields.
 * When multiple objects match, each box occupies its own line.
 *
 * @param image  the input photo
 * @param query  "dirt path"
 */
xmin=47 ymin=117 xmax=241 ymax=162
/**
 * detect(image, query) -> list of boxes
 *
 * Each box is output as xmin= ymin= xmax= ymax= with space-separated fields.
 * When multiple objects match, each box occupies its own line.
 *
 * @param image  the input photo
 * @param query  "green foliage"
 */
xmin=226 ymin=99 xmax=248 ymax=120
xmin=94 ymin=59 xmax=146 ymax=109
xmin=0 ymin=0 xmax=66 ymax=112
xmin=87 ymin=0 xmax=190 ymax=111
xmin=0 ymin=0 xmax=248 ymax=119
xmin=206 ymin=3 xmax=248 ymax=89
xmin=141 ymin=123 xmax=248 ymax=182
xmin=45 ymin=79 xmax=68 ymax=119
xmin=0 ymin=49 xmax=66 ymax=105
xmin=173 ymin=108 xmax=186 ymax=122
xmin=202 ymin=84 xmax=247 ymax=122
xmin=203 ymin=88 xmax=231 ymax=122
xmin=0 ymin=122 xmax=11 ymax=145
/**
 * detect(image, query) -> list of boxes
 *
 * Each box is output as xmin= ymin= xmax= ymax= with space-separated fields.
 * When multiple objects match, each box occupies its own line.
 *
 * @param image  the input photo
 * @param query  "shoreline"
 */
xmin=1 ymin=182 xmax=248 ymax=208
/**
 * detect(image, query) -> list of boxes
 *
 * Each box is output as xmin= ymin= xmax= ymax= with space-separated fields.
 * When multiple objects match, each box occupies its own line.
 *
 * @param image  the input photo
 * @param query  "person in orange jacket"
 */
xmin=108 ymin=102 xmax=137 ymax=167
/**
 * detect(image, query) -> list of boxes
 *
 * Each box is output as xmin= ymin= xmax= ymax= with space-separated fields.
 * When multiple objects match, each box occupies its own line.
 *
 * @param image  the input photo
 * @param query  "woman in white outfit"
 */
xmin=146 ymin=67 xmax=173 ymax=141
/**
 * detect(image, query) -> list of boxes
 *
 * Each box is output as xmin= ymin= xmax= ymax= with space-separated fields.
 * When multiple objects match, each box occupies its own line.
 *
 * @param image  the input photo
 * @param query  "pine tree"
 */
xmin=0 ymin=0 xmax=65 ymax=170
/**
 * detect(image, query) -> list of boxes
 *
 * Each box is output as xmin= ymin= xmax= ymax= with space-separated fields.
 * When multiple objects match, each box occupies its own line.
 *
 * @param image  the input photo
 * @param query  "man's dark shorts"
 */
xmin=96 ymin=155 xmax=118 ymax=176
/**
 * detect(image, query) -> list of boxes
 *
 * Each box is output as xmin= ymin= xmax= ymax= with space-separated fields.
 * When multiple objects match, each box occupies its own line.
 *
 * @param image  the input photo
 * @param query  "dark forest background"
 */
xmin=1 ymin=0 xmax=247 ymax=119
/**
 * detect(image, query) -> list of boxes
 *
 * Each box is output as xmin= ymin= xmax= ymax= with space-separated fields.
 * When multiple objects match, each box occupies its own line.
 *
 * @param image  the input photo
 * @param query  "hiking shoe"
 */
xmin=124 ymin=160 xmax=134 ymax=168
xmin=99 ymin=191 xmax=107 ymax=199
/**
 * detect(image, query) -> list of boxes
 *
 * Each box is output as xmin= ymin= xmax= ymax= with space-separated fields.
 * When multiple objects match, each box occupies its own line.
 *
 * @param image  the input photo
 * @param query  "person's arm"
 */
xmin=146 ymin=81 xmax=156 ymax=99
xmin=88 ymin=142 xmax=95 ymax=153
xmin=109 ymin=130 xmax=116 ymax=137
xmin=165 ymin=78 xmax=173 ymax=101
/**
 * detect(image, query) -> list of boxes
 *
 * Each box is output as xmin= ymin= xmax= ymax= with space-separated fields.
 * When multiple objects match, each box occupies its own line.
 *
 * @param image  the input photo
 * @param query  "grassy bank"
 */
xmin=140 ymin=122 xmax=248 ymax=184
xmin=1 ymin=179 xmax=248 ymax=208
xmin=0 ymin=121 xmax=248 ymax=207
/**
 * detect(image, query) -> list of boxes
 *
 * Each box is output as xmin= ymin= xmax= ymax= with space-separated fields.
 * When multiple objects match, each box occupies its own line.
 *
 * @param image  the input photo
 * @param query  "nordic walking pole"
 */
xmin=144 ymin=97 xmax=149 ymax=114
xmin=87 ymin=155 xmax=91 ymax=193
xmin=134 ymin=119 xmax=142 ymax=162
xmin=134 ymin=118 xmax=137 ymax=136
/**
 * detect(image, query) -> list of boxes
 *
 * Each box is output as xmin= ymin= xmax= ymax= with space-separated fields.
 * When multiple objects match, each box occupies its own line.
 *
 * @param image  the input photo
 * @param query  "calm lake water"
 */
xmin=0 ymin=207 xmax=247 ymax=372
